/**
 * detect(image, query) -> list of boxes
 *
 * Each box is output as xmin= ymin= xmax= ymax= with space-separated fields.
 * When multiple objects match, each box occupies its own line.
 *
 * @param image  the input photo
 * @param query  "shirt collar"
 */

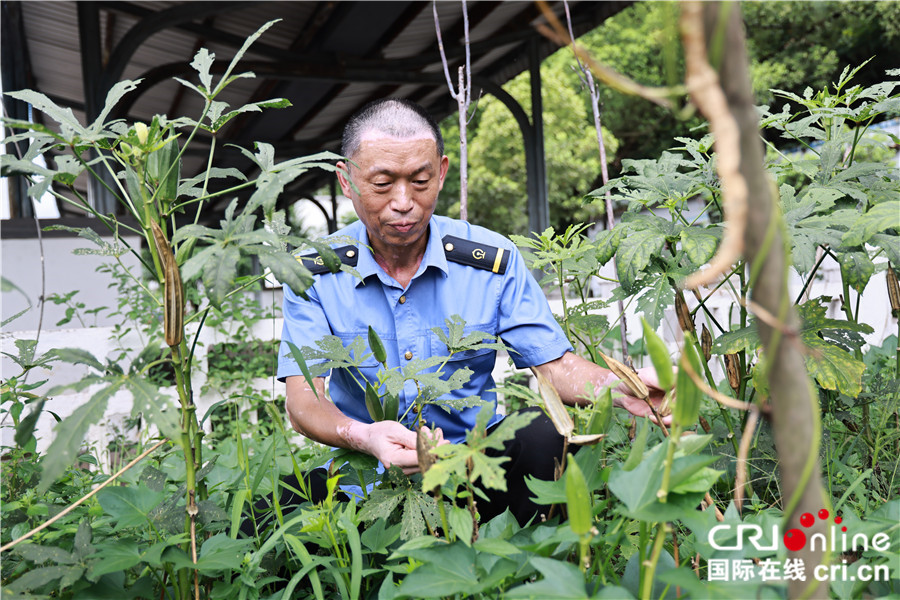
xmin=352 ymin=216 xmax=449 ymax=287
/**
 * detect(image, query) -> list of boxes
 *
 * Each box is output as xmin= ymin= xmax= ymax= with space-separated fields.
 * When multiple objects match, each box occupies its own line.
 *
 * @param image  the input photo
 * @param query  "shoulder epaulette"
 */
xmin=442 ymin=235 xmax=509 ymax=274
xmin=296 ymin=245 xmax=359 ymax=275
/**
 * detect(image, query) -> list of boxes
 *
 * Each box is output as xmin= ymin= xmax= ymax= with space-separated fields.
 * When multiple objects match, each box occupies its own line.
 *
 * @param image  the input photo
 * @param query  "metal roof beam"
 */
xmin=100 ymin=2 xmax=255 ymax=94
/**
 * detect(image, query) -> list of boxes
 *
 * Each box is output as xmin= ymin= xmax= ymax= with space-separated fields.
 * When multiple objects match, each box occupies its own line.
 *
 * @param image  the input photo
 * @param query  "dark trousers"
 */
xmin=241 ymin=407 xmax=565 ymax=536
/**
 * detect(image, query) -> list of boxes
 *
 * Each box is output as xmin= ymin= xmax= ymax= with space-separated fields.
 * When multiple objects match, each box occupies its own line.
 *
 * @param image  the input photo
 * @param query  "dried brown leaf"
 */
xmin=529 ymin=367 xmax=574 ymax=437
xmin=597 ymin=351 xmax=649 ymax=400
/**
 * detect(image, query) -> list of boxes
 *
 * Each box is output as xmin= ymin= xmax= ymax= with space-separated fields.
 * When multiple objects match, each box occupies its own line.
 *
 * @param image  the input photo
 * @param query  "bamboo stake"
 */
xmin=1 ymin=438 xmax=169 ymax=552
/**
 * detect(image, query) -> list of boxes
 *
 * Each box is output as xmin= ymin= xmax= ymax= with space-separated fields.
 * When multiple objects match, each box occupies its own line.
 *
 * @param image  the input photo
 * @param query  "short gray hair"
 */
xmin=341 ymin=98 xmax=444 ymax=159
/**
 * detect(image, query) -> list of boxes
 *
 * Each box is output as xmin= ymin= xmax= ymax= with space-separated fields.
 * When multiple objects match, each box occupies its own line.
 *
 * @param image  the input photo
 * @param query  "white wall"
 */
xmin=2 ymin=234 xmax=143 ymax=331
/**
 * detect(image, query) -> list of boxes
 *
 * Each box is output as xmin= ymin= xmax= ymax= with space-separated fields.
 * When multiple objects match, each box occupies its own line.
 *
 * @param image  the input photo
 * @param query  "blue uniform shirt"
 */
xmin=277 ymin=215 xmax=573 ymax=444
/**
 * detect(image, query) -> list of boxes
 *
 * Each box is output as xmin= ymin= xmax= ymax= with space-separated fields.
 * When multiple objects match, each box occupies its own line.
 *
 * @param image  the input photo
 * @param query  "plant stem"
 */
xmin=641 ymin=522 xmax=667 ymax=600
xmin=658 ymin=424 xmax=681 ymax=503
xmin=194 ymin=135 xmax=217 ymax=225
xmin=795 ymin=247 xmax=831 ymax=305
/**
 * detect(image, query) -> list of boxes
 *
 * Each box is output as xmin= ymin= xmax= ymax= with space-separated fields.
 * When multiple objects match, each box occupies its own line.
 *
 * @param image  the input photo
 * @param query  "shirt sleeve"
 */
xmin=277 ymin=282 xmax=334 ymax=381
xmin=496 ymin=246 xmax=573 ymax=368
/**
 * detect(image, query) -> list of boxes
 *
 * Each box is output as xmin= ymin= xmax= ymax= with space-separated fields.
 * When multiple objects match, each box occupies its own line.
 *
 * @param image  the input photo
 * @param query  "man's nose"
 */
xmin=391 ymin=182 xmax=414 ymax=212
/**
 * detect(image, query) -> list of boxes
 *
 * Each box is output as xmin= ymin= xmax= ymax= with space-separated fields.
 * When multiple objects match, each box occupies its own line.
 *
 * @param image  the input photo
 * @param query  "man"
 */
xmin=276 ymin=98 xmax=664 ymax=524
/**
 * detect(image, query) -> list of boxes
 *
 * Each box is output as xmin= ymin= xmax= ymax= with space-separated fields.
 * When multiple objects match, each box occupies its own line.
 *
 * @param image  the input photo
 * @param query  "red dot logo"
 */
xmin=784 ymin=529 xmax=806 ymax=551
xmin=800 ymin=512 xmax=814 ymax=527
xmin=818 ymin=509 xmax=830 ymax=520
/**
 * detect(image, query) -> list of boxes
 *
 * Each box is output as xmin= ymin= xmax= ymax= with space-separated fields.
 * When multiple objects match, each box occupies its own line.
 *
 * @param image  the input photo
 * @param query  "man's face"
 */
xmin=337 ymin=133 xmax=449 ymax=255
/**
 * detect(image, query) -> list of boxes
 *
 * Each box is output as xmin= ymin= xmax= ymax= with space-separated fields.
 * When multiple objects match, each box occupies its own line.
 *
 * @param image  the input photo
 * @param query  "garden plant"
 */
xmin=1 ymin=3 xmax=898 ymax=599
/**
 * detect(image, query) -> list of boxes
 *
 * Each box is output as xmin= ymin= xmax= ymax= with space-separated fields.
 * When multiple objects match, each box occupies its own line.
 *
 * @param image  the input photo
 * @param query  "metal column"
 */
xmin=526 ymin=38 xmax=549 ymax=236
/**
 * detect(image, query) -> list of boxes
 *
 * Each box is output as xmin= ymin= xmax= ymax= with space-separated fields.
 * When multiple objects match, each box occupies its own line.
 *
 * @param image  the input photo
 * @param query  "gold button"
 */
xmin=412 ymin=404 xmax=420 ymax=414
xmin=399 ymin=295 xmax=406 ymax=304
xmin=345 ymin=249 xmax=355 ymax=258
xmin=444 ymin=242 xmax=454 ymax=252
xmin=404 ymin=351 xmax=413 ymax=360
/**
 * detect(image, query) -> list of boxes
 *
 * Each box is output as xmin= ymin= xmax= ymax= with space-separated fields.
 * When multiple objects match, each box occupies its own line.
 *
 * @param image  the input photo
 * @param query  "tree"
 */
xmin=439 ymin=63 xmax=618 ymax=237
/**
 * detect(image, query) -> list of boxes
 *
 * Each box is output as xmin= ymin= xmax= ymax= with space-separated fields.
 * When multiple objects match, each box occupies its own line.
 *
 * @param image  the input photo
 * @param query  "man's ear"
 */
xmin=336 ymin=161 xmax=355 ymax=197
xmin=437 ymin=155 xmax=450 ymax=190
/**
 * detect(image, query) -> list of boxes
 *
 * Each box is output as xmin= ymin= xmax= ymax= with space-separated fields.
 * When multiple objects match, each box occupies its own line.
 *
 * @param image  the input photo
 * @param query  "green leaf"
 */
xmin=15 ymin=543 xmax=77 ymax=565
xmin=89 ymin=79 xmax=142 ymax=134
xmin=204 ymin=244 xmax=240 ymax=309
xmin=679 ymin=227 xmax=719 ymax=267
xmin=257 ymin=249 xmax=314 ymax=299
xmin=635 ymin=274 xmax=674 ymax=330
xmin=212 ymin=98 xmax=292 ymax=131
xmin=86 ymin=539 xmax=144 ymax=579
xmin=250 ymin=438 xmax=276 ymax=496
xmin=871 ymin=233 xmax=900 ymax=266
xmin=359 ymin=487 xmax=405 ymax=523
xmin=397 ymin=542 xmax=481 ymax=598
xmin=6 ymin=565 xmax=83 ymax=594
xmin=616 ymin=229 xmax=666 ymax=292
xmin=212 ymin=20 xmax=281 ymax=97
xmin=127 ymin=377 xmax=180 ymax=440
xmin=804 ymin=336 xmax=867 ymax=397
xmin=609 ymin=438 xmax=718 ymax=522
xmin=400 ymin=489 xmax=439 ymax=541
xmin=139 ymin=465 xmax=167 ymax=492
xmin=15 ymin=398 xmax=45 ymax=448
xmin=97 ymin=484 xmax=166 ymax=530
xmin=622 ymin=419 xmax=649 ymax=471
xmin=39 ymin=383 xmax=120 ymax=492
xmin=285 ymin=341 xmax=320 ymax=400
xmin=4 ymin=90 xmax=84 ymax=136
xmin=190 ymin=48 xmax=215 ymax=94
xmin=170 ymin=534 xmax=253 ymax=574
xmin=842 ymin=200 xmax=900 ymax=247
xmin=74 ymin=520 xmax=94 ymax=560
xmin=49 ymin=347 xmax=105 ymax=371
xmin=594 ymin=227 xmax=624 ymax=266
xmin=711 ymin=325 xmax=758 ymax=355
xmin=506 ymin=557 xmax=593 ymax=599
xmin=448 ymin=505 xmax=474 ymax=545
xmin=360 ymin=518 xmax=401 ymax=554
xmin=837 ymin=250 xmax=875 ymax=293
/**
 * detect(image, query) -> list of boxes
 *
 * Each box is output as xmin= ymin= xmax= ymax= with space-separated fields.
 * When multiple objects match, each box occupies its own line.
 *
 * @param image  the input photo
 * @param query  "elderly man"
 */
xmin=275 ymin=98 xmax=663 ymax=524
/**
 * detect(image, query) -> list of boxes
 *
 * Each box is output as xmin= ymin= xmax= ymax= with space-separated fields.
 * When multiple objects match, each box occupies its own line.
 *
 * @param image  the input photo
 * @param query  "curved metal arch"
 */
xmin=99 ymin=2 xmax=254 ymax=96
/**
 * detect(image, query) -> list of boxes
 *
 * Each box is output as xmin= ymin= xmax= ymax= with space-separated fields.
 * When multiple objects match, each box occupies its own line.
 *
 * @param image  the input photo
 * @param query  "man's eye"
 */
xmin=373 ymin=182 xmax=390 ymax=188
xmin=413 ymin=179 xmax=429 ymax=185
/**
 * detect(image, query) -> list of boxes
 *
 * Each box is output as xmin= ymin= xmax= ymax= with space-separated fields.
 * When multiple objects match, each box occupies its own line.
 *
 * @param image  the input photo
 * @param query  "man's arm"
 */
xmin=285 ymin=376 xmax=440 ymax=474
xmin=533 ymin=351 xmax=668 ymax=420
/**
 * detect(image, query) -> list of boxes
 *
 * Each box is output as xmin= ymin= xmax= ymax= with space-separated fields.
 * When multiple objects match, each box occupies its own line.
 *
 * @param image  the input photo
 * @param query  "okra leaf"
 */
xmin=258 ymin=248 xmax=315 ymax=298
xmin=841 ymin=200 xmax=900 ymax=247
xmin=616 ymin=229 xmax=666 ymax=293
xmin=837 ymin=250 xmax=875 ymax=293
xmin=39 ymin=381 xmax=120 ymax=492
xmin=679 ymin=227 xmax=720 ymax=267
xmin=98 ymin=484 xmax=167 ymax=531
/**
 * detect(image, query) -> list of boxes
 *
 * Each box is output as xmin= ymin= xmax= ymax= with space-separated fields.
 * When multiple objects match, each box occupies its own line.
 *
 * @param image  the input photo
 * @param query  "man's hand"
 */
xmin=535 ymin=352 xmax=673 ymax=425
xmin=612 ymin=366 xmax=671 ymax=424
xmin=345 ymin=421 xmax=447 ymax=475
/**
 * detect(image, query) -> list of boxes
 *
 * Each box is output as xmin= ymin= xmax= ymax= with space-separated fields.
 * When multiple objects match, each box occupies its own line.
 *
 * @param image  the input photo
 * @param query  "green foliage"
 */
xmin=2 ymin=18 xmax=899 ymax=600
xmin=439 ymin=62 xmax=617 ymax=236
